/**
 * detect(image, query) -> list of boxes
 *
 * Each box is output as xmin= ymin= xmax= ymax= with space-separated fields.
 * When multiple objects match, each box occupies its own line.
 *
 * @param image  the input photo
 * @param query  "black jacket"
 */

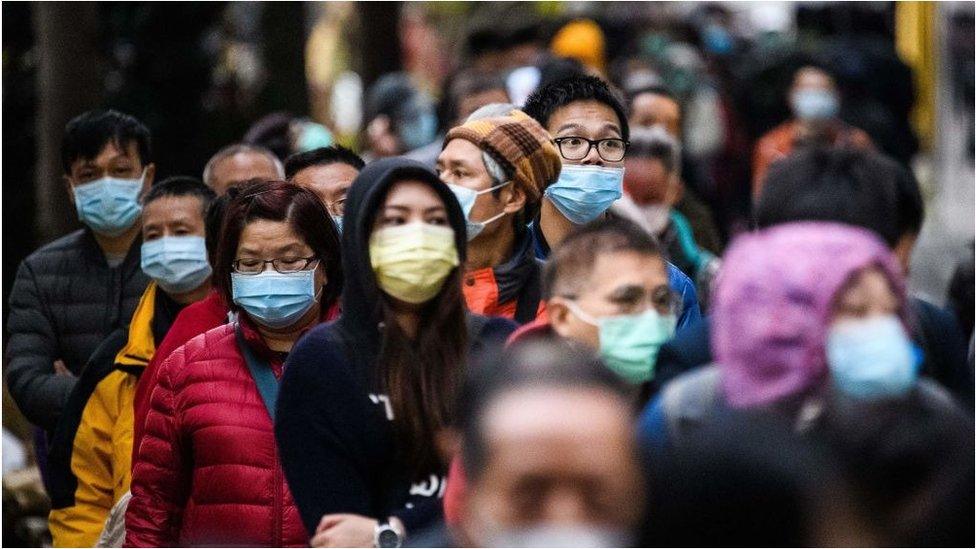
xmin=4 ymin=229 xmax=148 ymax=430
xmin=275 ymin=158 xmax=516 ymax=537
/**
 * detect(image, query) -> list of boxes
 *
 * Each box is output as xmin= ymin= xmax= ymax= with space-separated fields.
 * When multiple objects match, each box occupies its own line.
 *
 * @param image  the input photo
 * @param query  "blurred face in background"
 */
xmin=789 ymin=67 xmax=840 ymax=123
xmin=291 ymin=162 xmax=359 ymax=216
xmin=463 ymin=386 xmax=644 ymax=547
xmin=455 ymin=88 xmax=511 ymax=126
xmin=208 ymin=152 xmax=281 ymax=195
xmin=629 ymin=92 xmax=681 ymax=138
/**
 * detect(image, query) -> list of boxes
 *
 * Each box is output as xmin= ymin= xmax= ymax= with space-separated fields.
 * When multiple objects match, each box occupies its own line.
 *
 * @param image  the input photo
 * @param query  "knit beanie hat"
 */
xmin=444 ymin=111 xmax=561 ymax=206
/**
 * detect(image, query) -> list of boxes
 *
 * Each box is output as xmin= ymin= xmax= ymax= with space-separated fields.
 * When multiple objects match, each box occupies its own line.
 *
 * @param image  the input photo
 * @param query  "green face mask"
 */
xmin=566 ymin=301 xmax=677 ymax=385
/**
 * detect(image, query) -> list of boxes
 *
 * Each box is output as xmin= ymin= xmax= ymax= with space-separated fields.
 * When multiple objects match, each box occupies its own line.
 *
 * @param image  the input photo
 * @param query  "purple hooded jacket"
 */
xmin=713 ymin=222 xmax=910 ymax=409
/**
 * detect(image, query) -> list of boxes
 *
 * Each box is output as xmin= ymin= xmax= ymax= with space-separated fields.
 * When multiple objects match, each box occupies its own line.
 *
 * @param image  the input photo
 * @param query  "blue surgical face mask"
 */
xmin=331 ymin=215 xmax=343 ymax=234
xmin=73 ymin=169 xmax=146 ymax=236
xmin=544 ymin=164 xmax=624 ymax=225
xmin=826 ymin=314 xmax=921 ymax=400
xmin=790 ymin=89 xmax=839 ymax=121
xmin=447 ymin=181 xmax=510 ymax=241
xmin=141 ymin=236 xmax=212 ymax=294
xmin=231 ymin=269 xmax=319 ymax=329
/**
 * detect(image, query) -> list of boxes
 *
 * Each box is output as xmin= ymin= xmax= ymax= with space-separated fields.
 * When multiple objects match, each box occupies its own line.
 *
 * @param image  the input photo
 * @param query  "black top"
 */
xmin=275 ymin=158 xmax=517 ymax=536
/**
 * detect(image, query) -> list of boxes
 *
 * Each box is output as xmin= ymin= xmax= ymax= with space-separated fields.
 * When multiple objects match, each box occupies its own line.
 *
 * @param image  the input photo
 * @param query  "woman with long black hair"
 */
xmin=275 ymin=157 xmax=515 ymax=547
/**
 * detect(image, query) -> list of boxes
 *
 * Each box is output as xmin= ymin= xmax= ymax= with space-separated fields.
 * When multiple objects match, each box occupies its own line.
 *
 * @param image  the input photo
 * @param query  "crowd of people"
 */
xmin=3 ymin=12 xmax=974 ymax=549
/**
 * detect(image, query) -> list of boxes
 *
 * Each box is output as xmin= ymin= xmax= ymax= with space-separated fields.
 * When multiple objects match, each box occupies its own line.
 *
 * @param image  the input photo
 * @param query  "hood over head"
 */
xmin=337 ymin=157 xmax=467 ymax=348
xmin=712 ymin=221 xmax=908 ymax=409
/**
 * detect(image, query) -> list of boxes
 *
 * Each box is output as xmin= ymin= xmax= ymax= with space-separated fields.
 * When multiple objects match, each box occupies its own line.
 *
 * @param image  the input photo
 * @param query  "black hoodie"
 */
xmin=275 ymin=157 xmax=516 ymax=538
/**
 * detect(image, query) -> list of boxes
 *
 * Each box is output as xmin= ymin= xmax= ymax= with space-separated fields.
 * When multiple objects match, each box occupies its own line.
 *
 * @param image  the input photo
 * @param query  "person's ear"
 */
xmin=666 ymin=175 xmax=684 ymax=206
xmin=547 ymin=297 xmax=574 ymax=339
xmin=893 ymin=233 xmax=917 ymax=274
xmin=143 ymin=163 xmax=156 ymax=189
xmin=502 ymin=183 xmax=527 ymax=214
xmin=64 ymin=175 xmax=76 ymax=203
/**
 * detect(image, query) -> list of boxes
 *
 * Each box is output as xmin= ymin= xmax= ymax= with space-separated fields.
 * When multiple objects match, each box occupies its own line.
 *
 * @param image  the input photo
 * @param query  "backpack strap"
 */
xmin=234 ymin=323 xmax=280 ymax=422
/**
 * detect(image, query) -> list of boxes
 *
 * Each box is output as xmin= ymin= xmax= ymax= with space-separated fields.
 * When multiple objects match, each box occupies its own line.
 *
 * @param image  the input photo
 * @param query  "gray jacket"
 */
xmin=4 ymin=229 xmax=148 ymax=431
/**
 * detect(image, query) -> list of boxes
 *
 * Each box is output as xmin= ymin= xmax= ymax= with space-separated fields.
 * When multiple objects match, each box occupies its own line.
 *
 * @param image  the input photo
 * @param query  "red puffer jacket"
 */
xmin=125 ymin=321 xmax=307 ymax=547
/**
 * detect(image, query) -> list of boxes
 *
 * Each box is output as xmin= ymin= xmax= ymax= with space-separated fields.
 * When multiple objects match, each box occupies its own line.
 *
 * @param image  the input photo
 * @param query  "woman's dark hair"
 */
xmin=214 ymin=179 xmax=343 ymax=313
xmin=368 ymin=180 xmax=468 ymax=477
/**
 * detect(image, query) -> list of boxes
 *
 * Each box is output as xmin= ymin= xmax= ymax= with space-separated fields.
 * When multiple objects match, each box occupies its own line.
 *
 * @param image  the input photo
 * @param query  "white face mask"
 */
xmin=447 ymin=181 xmax=511 ymax=241
xmin=638 ymin=203 xmax=671 ymax=235
xmin=481 ymin=524 xmax=631 ymax=548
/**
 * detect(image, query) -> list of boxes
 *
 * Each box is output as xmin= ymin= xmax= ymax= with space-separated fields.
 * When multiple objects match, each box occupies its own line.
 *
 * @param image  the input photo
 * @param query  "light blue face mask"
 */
xmin=331 ymin=215 xmax=343 ymax=234
xmin=790 ymin=89 xmax=839 ymax=121
xmin=826 ymin=314 xmax=921 ymax=400
xmin=231 ymin=269 xmax=319 ymax=329
xmin=141 ymin=236 xmax=212 ymax=294
xmin=544 ymin=164 xmax=624 ymax=225
xmin=447 ymin=181 xmax=510 ymax=241
xmin=73 ymin=170 xmax=146 ymax=236
xmin=295 ymin=121 xmax=334 ymax=152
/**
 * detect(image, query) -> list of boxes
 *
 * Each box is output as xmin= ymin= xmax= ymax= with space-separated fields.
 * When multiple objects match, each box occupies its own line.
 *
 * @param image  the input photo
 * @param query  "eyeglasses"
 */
xmin=553 ymin=136 xmax=629 ymax=162
xmin=232 ymin=256 xmax=319 ymax=275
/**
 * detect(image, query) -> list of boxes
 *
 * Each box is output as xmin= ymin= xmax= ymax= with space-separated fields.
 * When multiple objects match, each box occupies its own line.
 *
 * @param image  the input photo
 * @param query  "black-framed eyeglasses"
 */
xmin=232 ymin=256 xmax=319 ymax=275
xmin=553 ymin=136 xmax=629 ymax=162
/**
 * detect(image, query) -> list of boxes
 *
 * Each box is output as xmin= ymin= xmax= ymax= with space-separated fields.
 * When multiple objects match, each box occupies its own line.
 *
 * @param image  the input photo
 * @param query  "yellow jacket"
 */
xmin=48 ymin=283 xmax=158 ymax=547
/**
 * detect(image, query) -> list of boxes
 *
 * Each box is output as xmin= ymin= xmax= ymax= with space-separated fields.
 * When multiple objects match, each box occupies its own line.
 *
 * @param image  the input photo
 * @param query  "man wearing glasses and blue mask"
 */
xmin=522 ymin=75 xmax=701 ymax=330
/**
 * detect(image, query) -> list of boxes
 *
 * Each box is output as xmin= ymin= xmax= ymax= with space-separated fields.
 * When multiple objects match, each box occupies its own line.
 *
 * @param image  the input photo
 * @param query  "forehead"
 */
xmin=835 ymin=267 xmax=896 ymax=303
xmin=579 ymin=250 xmax=667 ymax=295
xmin=439 ymin=139 xmax=484 ymax=165
xmin=548 ymin=99 xmax=622 ymax=136
xmin=239 ymin=218 xmax=305 ymax=248
xmin=632 ymin=93 xmax=679 ymax=115
xmin=482 ymin=387 xmax=631 ymax=465
xmin=294 ymin=162 xmax=360 ymax=184
xmin=383 ymin=179 xmax=445 ymax=207
xmin=793 ymin=68 xmax=834 ymax=88
xmin=143 ymin=195 xmax=205 ymax=222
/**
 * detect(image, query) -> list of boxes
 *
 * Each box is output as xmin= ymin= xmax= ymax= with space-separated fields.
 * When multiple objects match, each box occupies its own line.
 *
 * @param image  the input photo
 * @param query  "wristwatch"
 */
xmin=374 ymin=519 xmax=403 ymax=548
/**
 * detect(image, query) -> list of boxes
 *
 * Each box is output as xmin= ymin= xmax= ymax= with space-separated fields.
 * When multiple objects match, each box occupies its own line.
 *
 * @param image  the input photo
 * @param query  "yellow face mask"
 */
xmin=369 ymin=223 xmax=460 ymax=304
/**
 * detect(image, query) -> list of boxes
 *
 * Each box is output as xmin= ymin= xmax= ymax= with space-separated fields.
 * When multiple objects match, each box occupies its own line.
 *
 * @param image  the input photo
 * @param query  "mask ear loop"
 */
xmin=560 ymin=298 xmax=600 ymax=327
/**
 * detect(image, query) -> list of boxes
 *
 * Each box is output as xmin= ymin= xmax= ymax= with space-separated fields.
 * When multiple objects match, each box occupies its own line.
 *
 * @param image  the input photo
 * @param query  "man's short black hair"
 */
xmin=142 ymin=176 xmax=216 ymax=217
xmin=755 ymin=147 xmax=925 ymax=246
xmin=522 ymin=74 xmax=630 ymax=141
xmin=61 ymin=109 xmax=152 ymax=174
xmin=284 ymin=145 xmax=365 ymax=180
xmin=543 ymin=217 xmax=664 ymax=300
xmin=458 ymin=340 xmax=629 ymax=482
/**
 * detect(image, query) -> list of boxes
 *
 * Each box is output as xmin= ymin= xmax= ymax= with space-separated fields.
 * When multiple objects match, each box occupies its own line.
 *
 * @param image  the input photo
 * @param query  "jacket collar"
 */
xmin=114 ymin=282 xmax=158 ymax=367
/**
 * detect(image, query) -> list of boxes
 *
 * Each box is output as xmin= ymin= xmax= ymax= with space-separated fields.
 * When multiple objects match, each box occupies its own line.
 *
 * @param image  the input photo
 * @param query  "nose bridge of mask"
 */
xmin=369 ymin=223 xmax=458 ymax=265
xmin=449 ymin=181 xmax=511 ymax=216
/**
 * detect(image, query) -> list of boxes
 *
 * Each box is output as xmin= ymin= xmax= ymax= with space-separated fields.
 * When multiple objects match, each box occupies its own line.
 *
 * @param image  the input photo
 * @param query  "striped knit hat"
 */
xmin=443 ymin=111 xmax=561 ymax=206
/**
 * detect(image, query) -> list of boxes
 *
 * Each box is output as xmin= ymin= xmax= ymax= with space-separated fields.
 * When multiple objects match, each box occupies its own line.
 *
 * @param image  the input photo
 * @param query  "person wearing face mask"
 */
xmin=363 ymin=73 xmax=439 ymax=161
xmin=638 ymin=222 xmax=958 ymax=450
xmin=125 ymin=181 xmax=343 ymax=547
xmin=615 ymin=125 xmax=720 ymax=308
xmin=437 ymin=112 xmax=561 ymax=323
xmin=5 ymin=110 xmax=153 ymax=488
xmin=46 ymin=177 xmax=215 ymax=547
xmin=752 ymin=65 xmax=873 ymax=199
xmin=274 ymin=158 xmax=517 ymax=548
xmin=284 ymin=144 xmax=365 ymax=233
xmin=438 ymin=217 xmax=676 ymax=535
xmin=522 ymin=75 xmax=702 ymax=331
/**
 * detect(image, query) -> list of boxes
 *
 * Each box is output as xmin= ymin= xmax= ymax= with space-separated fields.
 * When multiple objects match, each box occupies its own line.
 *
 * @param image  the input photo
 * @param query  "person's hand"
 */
xmin=310 ymin=513 xmax=378 ymax=548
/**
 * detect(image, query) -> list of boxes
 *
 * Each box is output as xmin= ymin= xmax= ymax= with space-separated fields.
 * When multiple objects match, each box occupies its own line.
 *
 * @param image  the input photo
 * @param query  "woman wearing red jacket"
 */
xmin=125 ymin=180 xmax=343 ymax=547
